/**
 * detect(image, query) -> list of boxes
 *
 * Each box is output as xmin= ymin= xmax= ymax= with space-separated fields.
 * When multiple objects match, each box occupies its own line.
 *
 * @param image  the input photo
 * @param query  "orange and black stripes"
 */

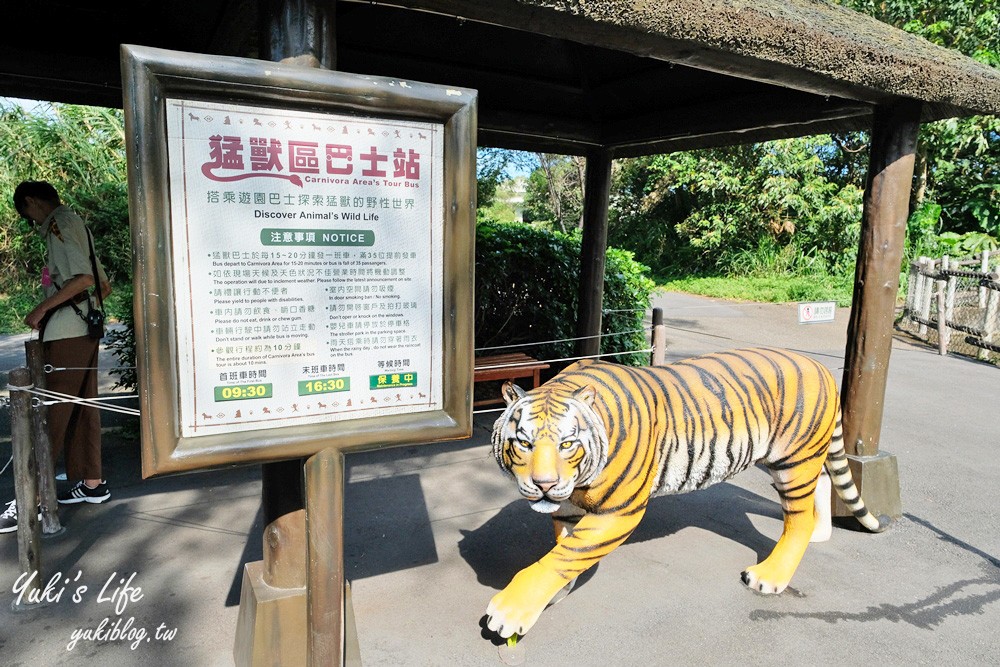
xmin=487 ymin=347 xmax=889 ymax=637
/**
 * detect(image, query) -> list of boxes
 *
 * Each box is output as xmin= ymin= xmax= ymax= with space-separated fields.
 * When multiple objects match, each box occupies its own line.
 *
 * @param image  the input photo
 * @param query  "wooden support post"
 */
xmin=235 ymin=4 xmax=351 ymax=665
xmin=256 ymin=0 xmax=337 ymax=536
xmin=304 ymin=448 xmax=361 ymax=667
xmin=234 ymin=464 xmax=308 ymax=666
xmin=9 ymin=367 xmax=41 ymax=607
xmin=650 ymin=307 xmax=666 ymax=366
xmin=575 ymin=147 xmax=613 ymax=359
xmin=838 ymin=101 xmax=920 ymax=520
xmin=263 ymin=0 xmax=336 ymax=68
xmin=24 ymin=341 xmax=62 ymax=535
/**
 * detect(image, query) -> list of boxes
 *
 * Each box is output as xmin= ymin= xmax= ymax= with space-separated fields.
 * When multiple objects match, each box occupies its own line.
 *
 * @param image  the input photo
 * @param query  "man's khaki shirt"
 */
xmin=38 ymin=205 xmax=109 ymax=342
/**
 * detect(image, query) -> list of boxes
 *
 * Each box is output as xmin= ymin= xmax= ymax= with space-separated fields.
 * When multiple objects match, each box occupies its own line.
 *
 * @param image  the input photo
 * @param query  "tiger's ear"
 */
xmin=572 ymin=385 xmax=596 ymax=406
xmin=501 ymin=381 xmax=526 ymax=406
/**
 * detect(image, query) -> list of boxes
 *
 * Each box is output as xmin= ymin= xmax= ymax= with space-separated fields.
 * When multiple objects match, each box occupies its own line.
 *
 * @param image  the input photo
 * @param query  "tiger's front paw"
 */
xmin=741 ymin=564 xmax=790 ymax=595
xmin=486 ymin=564 xmax=565 ymax=638
xmin=486 ymin=589 xmax=543 ymax=639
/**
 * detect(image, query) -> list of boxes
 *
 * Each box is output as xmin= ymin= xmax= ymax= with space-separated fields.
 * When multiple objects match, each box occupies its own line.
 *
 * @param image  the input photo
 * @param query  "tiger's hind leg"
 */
xmin=742 ymin=456 xmax=826 ymax=594
xmin=810 ymin=468 xmax=832 ymax=543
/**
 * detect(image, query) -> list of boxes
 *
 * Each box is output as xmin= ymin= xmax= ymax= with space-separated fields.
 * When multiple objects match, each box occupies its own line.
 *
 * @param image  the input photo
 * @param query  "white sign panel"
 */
xmin=798 ymin=301 xmax=836 ymax=324
xmin=165 ymin=99 xmax=445 ymax=438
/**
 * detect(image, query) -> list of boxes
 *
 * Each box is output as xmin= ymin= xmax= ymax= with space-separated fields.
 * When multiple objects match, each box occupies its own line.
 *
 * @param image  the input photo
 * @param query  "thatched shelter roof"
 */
xmin=1 ymin=0 xmax=998 ymax=155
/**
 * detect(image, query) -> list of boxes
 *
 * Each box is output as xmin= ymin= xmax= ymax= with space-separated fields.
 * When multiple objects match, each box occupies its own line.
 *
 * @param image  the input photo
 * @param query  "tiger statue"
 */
xmin=486 ymin=347 xmax=889 ymax=639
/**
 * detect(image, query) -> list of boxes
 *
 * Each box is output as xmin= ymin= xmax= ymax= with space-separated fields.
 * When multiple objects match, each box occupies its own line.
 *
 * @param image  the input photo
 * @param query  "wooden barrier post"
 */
xmin=24 ymin=340 xmax=62 ymax=535
xmin=9 ymin=366 xmax=42 ymax=608
xmin=980 ymin=270 xmax=1000 ymax=361
xmin=980 ymin=250 xmax=991 ymax=308
xmin=917 ymin=257 xmax=934 ymax=337
xmin=945 ymin=258 xmax=958 ymax=343
xmin=650 ymin=307 xmax=666 ymax=366
xmin=937 ymin=256 xmax=950 ymax=354
xmin=936 ymin=289 xmax=948 ymax=355
xmin=905 ymin=261 xmax=919 ymax=318
xmin=912 ymin=257 xmax=927 ymax=332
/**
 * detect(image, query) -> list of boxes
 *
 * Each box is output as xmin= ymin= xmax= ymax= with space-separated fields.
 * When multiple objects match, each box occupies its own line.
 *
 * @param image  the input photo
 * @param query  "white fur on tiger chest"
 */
xmin=651 ymin=421 xmax=771 ymax=495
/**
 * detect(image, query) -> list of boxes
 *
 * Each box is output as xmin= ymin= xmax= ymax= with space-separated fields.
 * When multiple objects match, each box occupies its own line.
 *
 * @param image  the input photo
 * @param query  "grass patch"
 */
xmin=658 ymin=274 xmax=855 ymax=306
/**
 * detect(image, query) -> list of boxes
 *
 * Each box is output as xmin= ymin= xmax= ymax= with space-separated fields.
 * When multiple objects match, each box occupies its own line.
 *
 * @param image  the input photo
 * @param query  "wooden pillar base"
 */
xmin=831 ymin=451 xmax=902 ymax=520
xmin=234 ymin=561 xmax=307 ymax=667
xmin=232 ymin=563 xmax=362 ymax=666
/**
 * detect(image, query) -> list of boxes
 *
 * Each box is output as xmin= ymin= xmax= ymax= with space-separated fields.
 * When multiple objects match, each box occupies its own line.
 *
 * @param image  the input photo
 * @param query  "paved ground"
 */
xmin=1 ymin=292 xmax=998 ymax=666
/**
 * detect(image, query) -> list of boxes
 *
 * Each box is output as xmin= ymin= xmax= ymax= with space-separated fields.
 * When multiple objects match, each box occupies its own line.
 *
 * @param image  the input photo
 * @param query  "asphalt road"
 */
xmin=1 ymin=291 xmax=997 ymax=666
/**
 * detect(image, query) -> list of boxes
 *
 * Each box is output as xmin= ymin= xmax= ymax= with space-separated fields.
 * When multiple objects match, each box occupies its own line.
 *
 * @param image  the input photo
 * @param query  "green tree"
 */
xmin=523 ymin=154 xmax=586 ymax=232
xmin=836 ymin=0 xmax=1000 ymax=241
xmin=476 ymin=147 xmax=536 ymax=209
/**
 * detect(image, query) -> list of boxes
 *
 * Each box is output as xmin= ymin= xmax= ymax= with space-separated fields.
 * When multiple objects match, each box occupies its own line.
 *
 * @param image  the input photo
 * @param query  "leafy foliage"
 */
xmin=475 ymin=219 xmax=655 ymax=367
xmin=603 ymin=0 xmax=1000 ymax=297
xmin=609 ymin=139 xmax=864 ymax=280
xmin=0 ymin=101 xmax=132 ymax=333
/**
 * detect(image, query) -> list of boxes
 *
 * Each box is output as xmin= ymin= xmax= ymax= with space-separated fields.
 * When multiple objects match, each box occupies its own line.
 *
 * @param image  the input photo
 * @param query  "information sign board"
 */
xmin=122 ymin=46 xmax=476 ymax=476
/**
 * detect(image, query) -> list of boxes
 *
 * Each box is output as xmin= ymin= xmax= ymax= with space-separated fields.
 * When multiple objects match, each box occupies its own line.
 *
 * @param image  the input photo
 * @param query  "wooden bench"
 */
xmin=473 ymin=353 xmax=551 ymax=407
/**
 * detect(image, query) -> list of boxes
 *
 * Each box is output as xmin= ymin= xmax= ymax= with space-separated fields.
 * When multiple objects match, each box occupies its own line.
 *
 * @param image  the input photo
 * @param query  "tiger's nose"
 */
xmin=533 ymin=479 xmax=557 ymax=493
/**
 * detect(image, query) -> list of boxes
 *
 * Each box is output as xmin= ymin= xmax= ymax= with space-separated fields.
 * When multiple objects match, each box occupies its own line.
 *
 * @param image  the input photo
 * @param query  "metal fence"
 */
xmin=898 ymin=250 xmax=1000 ymax=364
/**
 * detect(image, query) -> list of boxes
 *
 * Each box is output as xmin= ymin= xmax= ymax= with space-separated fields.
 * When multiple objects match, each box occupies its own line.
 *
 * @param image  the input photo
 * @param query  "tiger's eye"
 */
xmin=559 ymin=441 xmax=575 ymax=450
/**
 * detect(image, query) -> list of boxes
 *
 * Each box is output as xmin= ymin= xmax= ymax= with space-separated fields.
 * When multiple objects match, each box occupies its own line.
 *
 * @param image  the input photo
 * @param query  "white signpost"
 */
xmin=798 ymin=301 xmax=836 ymax=324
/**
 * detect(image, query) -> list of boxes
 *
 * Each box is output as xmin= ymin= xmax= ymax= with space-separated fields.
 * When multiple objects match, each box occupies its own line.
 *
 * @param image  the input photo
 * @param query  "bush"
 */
xmin=475 ymin=219 xmax=656 ymax=367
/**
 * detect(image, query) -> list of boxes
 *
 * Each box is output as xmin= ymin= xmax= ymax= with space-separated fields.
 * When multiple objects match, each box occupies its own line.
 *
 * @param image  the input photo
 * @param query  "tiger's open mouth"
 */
xmin=530 ymin=498 xmax=561 ymax=513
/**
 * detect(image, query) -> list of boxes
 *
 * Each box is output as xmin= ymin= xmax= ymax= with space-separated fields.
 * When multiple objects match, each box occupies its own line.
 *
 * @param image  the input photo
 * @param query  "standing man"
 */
xmin=0 ymin=181 xmax=111 ymax=534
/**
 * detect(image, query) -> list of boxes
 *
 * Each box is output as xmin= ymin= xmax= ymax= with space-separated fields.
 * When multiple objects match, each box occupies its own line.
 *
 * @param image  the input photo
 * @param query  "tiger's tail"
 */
xmin=824 ymin=414 xmax=892 ymax=533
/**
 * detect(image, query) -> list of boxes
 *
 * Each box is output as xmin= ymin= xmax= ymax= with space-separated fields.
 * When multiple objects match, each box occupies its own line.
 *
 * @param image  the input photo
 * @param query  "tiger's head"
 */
xmin=491 ymin=381 xmax=609 ymax=514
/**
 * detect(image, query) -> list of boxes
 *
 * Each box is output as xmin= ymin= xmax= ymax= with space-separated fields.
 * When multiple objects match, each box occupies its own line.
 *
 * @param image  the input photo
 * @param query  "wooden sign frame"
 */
xmin=121 ymin=45 xmax=476 ymax=477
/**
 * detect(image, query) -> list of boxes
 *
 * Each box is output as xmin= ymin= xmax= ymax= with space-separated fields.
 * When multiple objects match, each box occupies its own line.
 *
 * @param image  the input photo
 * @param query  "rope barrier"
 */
xmin=2 ymin=324 xmax=657 ymax=418
xmin=474 ymin=327 xmax=650 ymax=354
xmin=3 ymin=379 xmax=139 ymax=412
xmin=476 ymin=348 xmax=653 ymax=371
xmin=44 ymin=363 xmax=135 ymax=373
xmin=9 ymin=385 xmax=141 ymax=416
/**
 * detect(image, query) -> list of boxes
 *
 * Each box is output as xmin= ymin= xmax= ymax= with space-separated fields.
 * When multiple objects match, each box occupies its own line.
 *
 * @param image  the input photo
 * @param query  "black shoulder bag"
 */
xmin=80 ymin=228 xmax=107 ymax=339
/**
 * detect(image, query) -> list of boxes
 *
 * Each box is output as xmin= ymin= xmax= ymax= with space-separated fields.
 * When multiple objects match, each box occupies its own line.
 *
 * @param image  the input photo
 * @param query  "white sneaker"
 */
xmin=58 ymin=481 xmax=111 ymax=505
xmin=0 ymin=499 xmax=17 ymax=534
